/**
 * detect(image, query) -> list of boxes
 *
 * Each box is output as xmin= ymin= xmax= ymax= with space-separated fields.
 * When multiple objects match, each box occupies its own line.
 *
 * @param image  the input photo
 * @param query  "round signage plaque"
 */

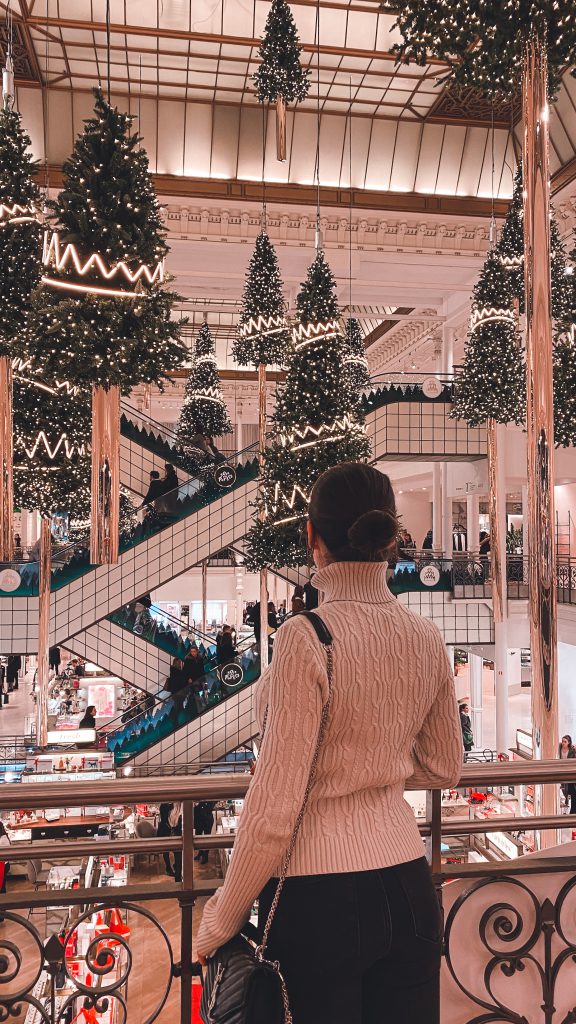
xmin=0 ymin=568 xmax=22 ymax=593
xmin=220 ymin=662 xmax=244 ymax=687
xmin=419 ymin=564 xmax=441 ymax=588
xmin=421 ymin=376 xmax=443 ymax=400
xmin=214 ymin=464 xmax=237 ymax=489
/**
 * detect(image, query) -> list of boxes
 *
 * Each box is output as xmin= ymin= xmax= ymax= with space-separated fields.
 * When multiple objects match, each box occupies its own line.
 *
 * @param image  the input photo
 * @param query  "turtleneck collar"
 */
xmin=313 ymin=561 xmax=393 ymax=604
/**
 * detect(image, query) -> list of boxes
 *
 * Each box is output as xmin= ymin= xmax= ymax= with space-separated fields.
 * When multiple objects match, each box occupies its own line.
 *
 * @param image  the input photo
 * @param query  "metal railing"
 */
xmin=1 ymin=761 xmax=576 ymax=1023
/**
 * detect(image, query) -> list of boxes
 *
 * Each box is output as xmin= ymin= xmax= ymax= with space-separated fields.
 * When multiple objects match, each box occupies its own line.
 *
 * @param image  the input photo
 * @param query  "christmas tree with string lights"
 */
xmin=233 ymin=231 xmax=289 ymax=368
xmin=245 ymin=249 xmax=371 ymax=569
xmin=452 ymin=249 xmax=525 ymax=427
xmin=253 ymin=0 xmax=310 ymax=105
xmin=177 ymin=323 xmax=232 ymax=455
xmin=26 ymin=88 xmax=185 ymax=389
xmin=0 ymin=104 xmax=42 ymax=358
xmin=343 ymin=317 xmax=370 ymax=396
xmin=392 ymin=3 xmax=576 ymax=100
xmin=13 ymin=376 xmax=92 ymax=519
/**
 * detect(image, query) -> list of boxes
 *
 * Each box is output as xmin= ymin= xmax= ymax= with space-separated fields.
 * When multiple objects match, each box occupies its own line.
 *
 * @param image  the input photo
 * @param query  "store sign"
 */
xmin=220 ymin=663 xmax=244 ymax=687
xmin=419 ymin=564 xmax=441 ymax=587
xmin=46 ymin=728 xmax=96 ymax=745
xmin=0 ymin=568 xmax=21 ymax=592
xmin=487 ymin=831 xmax=521 ymax=859
xmin=214 ymin=464 xmax=236 ymax=489
xmin=422 ymin=377 xmax=443 ymax=399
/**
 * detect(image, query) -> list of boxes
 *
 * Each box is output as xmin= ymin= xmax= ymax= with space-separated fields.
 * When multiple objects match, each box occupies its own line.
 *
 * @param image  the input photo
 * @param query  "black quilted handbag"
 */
xmin=199 ymin=612 xmax=334 ymax=1024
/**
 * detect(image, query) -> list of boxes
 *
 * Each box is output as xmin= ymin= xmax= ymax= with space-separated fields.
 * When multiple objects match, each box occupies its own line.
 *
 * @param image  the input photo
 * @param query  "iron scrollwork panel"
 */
xmin=444 ymin=874 xmax=576 ymax=1023
xmin=0 ymin=902 xmax=175 ymax=1024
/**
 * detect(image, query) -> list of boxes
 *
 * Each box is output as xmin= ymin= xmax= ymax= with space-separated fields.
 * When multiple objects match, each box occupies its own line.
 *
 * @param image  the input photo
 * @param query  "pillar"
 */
xmin=442 ymin=324 xmax=455 ymax=377
xmin=466 ymin=492 xmax=480 ymax=556
xmin=469 ymin=652 xmax=483 ymax=750
xmin=432 ymin=464 xmax=442 ymax=553
xmin=235 ymin=566 xmax=244 ymax=632
xmin=494 ymin=421 xmax=509 ymax=756
xmin=441 ymin=463 xmax=452 ymax=558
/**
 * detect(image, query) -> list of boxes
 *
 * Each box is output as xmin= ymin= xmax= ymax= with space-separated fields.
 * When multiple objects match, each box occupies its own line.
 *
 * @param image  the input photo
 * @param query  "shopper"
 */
xmin=157 ymin=803 xmax=176 ymax=876
xmin=49 ymin=646 xmax=62 ymax=673
xmin=197 ymin=461 xmax=462 ymax=1023
xmin=216 ymin=625 xmax=235 ymax=667
xmin=0 ymin=821 xmax=10 ymax=920
xmin=6 ymin=655 xmax=21 ymax=692
xmin=79 ymin=705 xmax=97 ymax=730
xmin=194 ymin=801 xmax=216 ymax=865
xmin=166 ymin=657 xmax=187 ymax=696
xmin=141 ymin=470 xmax=164 ymax=511
xmin=459 ymin=703 xmax=474 ymax=753
xmin=157 ymin=463 xmax=178 ymax=516
xmin=169 ymin=803 xmax=183 ymax=883
xmin=184 ymin=646 xmax=206 ymax=683
xmin=422 ymin=528 xmax=433 ymax=550
xmin=205 ymin=436 xmax=225 ymax=464
xmin=559 ymin=734 xmax=576 ymax=814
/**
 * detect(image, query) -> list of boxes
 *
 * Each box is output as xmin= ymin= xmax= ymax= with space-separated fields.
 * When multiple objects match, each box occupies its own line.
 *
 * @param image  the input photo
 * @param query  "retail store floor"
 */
xmin=0 ymin=667 xmax=37 ymax=740
xmin=454 ymin=661 xmax=531 ymax=753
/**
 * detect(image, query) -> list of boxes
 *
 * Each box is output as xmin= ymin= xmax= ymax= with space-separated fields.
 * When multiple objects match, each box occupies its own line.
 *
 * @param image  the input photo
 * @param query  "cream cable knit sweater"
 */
xmin=197 ymin=561 xmax=462 ymax=957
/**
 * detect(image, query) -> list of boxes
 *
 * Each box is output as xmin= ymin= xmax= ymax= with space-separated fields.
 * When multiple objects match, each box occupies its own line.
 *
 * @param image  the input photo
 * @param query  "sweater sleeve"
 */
xmin=196 ymin=618 xmax=325 ymax=958
xmin=405 ymin=627 xmax=462 ymax=791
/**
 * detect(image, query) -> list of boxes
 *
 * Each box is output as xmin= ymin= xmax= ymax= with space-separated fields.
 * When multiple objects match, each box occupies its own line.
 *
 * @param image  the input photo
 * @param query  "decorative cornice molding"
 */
xmin=164 ymin=204 xmax=494 ymax=258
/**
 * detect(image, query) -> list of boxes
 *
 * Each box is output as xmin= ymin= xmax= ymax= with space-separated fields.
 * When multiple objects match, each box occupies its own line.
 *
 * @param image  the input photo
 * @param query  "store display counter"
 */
xmin=7 ymin=807 xmax=130 ymax=842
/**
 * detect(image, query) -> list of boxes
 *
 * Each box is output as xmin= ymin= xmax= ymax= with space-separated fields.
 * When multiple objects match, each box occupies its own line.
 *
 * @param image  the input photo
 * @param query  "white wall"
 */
xmin=395 ymin=492 xmax=432 ymax=548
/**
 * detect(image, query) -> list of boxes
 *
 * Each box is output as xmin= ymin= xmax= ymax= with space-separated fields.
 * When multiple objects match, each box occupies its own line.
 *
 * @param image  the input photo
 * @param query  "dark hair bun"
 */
xmin=347 ymin=509 xmax=397 ymax=556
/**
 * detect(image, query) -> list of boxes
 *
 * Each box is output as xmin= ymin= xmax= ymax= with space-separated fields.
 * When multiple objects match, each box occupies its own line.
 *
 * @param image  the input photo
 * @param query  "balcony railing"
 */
xmin=1 ymin=761 xmax=576 ymax=1022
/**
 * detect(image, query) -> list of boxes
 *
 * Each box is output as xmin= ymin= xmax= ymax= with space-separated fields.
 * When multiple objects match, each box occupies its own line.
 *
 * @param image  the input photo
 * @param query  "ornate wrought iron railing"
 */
xmin=2 ymin=762 xmax=576 ymax=1022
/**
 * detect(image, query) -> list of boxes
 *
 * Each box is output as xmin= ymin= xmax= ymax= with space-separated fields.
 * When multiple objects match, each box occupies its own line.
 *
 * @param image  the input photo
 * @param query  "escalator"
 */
xmin=65 ymin=603 xmax=218 ymax=695
xmin=103 ymin=631 xmax=263 ymax=768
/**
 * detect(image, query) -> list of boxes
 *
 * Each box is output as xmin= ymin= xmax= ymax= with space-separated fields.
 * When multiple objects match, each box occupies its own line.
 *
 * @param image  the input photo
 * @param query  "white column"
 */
xmin=432 ymin=464 xmax=442 ymax=553
xmin=469 ymin=652 xmax=483 ymax=749
xmin=466 ymin=492 xmax=480 ymax=556
xmin=235 ymin=566 xmax=244 ymax=632
xmin=442 ymin=325 xmax=455 ymax=377
xmin=441 ymin=463 xmax=452 ymax=558
xmin=236 ymin=403 xmax=243 ymax=454
xmin=494 ymin=421 xmax=509 ymax=755
xmin=521 ymin=481 xmax=529 ymax=558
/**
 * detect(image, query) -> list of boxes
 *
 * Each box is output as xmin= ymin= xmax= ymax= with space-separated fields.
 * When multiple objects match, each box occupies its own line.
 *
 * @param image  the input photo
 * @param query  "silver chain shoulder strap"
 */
xmin=257 ymin=620 xmax=334 ymax=960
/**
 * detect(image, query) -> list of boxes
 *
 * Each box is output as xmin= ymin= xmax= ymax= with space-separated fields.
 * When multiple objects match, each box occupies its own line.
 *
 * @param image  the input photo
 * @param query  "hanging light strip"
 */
xmin=41 ymin=276 xmax=146 ymax=300
xmin=238 ymin=314 xmax=287 ymax=339
xmin=41 ymin=231 xmax=164 ymax=294
xmin=499 ymin=254 xmax=523 ymax=269
xmin=344 ymin=355 xmax=369 ymax=368
xmin=16 ymin=431 xmax=87 ymax=460
xmin=279 ymin=413 xmax=364 ymax=449
xmin=272 ymin=481 xmax=312 ymax=512
xmin=469 ymin=306 xmax=516 ymax=333
xmin=0 ymin=202 xmax=40 ymax=225
xmin=293 ymin=319 xmax=343 ymax=348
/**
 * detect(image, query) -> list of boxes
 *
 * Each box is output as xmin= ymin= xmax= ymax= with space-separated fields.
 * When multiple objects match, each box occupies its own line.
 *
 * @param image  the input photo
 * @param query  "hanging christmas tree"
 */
xmin=177 ymin=322 xmax=232 ymax=453
xmin=0 ymin=104 xmax=42 ymax=358
xmin=392 ymin=3 xmax=576 ymax=99
xmin=245 ymin=249 xmax=370 ymax=569
xmin=12 ymin=376 xmax=92 ymax=519
xmin=552 ymin=324 xmax=576 ymax=448
xmin=26 ymin=88 xmax=186 ymax=563
xmin=27 ymin=88 xmax=185 ymax=387
xmin=233 ymin=231 xmax=289 ymax=368
xmin=0 ymin=92 xmax=43 ymax=558
xmin=253 ymin=0 xmax=310 ymax=159
xmin=343 ymin=317 xmax=370 ymax=397
xmin=452 ymin=249 xmax=525 ymax=427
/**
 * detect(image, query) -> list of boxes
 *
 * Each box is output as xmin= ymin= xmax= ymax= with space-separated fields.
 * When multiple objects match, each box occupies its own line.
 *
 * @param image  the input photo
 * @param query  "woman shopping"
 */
xmin=196 ymin=461 xmax=462 ymax=1024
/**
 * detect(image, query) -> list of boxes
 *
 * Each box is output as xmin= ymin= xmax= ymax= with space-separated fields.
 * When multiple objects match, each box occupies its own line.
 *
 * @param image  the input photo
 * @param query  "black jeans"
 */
xmin=258 ymin=857 xmax=442 ymax=1024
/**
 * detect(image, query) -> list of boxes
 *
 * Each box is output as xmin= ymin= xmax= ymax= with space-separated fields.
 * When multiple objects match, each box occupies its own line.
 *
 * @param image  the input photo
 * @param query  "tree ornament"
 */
xmin=26 ymin=88 xmax=186 ymax=564
xmin=177 ymin=322 xmax=232 ymax=459
xmin=253 ymin=0 xmax=311 ymax=160
xmin=244 ymin=249 xmax=370 ymax=570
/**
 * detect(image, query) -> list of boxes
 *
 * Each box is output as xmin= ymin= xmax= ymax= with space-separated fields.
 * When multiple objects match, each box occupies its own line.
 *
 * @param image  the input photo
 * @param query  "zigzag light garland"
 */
xmin=238 ymin=313 xmax=287 ymax=339
xmin=292 ymin=318 xmax=342 ymax=349
xmin=11 ymin=356 xmax=82 ymax=398
xmin=499 ymin=254 xmax=523 ymax=269
xmin=41 ymin=231 xmax=164 ymax=297
xmin=279 ymin=414 xmax=366 ymax=452
xmin=267 ymin=481 xmax=312 ymax=525
xmin=469 ymin=306 xmax=516 ymax=333
xmin=15 ymin=430 xmax=88 ymax=461
xmin=0 ymin=202 xmax=39 ymax=227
